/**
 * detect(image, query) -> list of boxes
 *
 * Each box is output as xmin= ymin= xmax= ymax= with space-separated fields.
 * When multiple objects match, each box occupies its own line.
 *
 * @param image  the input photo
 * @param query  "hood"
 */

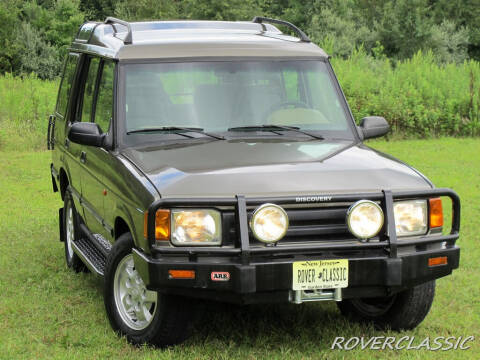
xmin=121 ymin=139 xmax=432 ymax=198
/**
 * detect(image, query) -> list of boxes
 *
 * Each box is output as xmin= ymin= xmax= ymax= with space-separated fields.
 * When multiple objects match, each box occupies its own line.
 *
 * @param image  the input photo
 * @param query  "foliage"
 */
xmin=0 ymin=0 xmax=20 ymax=74
xmin=0 ymin=0 xmax=84 ymax=79
xmin=331 ymin=49 xmax=480 ymax=137
xmin=2 ymin=0 xmax=480 ymax=79
xmin=14 ymin=22 xmax=61 ymax=80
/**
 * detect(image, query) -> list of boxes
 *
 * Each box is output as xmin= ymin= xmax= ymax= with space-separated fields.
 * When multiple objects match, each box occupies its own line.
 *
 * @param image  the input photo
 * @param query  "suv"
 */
xmin=48 ymin=17 xmax=461 ymax=347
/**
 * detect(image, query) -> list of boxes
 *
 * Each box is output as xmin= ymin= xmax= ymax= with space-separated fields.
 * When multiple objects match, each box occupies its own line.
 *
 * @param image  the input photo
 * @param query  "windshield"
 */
xmin=121 ymin=60 xmax=355 ymax=143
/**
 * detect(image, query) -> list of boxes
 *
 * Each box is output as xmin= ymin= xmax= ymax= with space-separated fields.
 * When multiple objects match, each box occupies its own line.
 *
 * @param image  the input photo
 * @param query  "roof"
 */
xmin=70 ymin=19 xmax=328 ymax=61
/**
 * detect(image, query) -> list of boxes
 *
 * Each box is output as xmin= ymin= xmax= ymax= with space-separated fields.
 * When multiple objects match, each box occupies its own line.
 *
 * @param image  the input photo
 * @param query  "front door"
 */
xmin=75 ymin=56 xmax=106 ymax=236
xmin=81 ymin=59 xmax=116 ymax=239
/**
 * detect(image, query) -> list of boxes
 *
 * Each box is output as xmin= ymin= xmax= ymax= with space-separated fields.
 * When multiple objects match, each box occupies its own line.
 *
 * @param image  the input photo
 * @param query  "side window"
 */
xmin=94 ymin=61 xmax=115 ymax=134
xmin=56 ymin=53 xmax=79 ymax=117
xmin=80 ymin=57 xmax=100 ymax=122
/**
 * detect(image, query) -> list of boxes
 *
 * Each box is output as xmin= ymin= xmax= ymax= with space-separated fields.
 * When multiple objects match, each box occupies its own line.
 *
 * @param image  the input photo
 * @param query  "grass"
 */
xmin=0 ymin=73 xmax=58 ymax=151
xmin=0 ymin=138 xmax=479 ymax=359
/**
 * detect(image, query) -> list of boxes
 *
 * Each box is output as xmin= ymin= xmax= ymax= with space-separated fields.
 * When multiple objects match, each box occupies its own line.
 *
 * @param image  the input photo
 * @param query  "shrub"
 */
xmin=332 ymin=50 xmax=480 ymax=137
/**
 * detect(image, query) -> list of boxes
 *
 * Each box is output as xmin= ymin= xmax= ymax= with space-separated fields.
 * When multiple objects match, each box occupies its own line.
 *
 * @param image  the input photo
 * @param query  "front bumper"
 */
xmin=135 ymin=188 xmax=461 ymax=304
xmin=133 ymin=246 xmax=460 ymax=304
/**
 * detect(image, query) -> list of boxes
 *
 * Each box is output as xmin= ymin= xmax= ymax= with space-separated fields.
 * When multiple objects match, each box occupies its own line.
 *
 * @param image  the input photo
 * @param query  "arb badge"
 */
xmin=211 ymin=271 xmax=230 ymax=281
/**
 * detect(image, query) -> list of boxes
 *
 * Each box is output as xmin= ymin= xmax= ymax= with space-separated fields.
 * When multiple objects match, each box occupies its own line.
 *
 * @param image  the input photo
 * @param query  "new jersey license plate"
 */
xmin=292 ymin=259 xmax=349 ymax=290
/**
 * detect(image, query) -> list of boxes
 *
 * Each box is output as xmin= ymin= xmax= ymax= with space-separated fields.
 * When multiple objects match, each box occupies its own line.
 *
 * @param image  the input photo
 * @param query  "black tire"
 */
xmin=104 ymin=232 xmax=199 ymax=347
xmin=337 ymin=281 xmax=436 ymax=330
xmin=63 ymin=187 xmax=87 ymax=272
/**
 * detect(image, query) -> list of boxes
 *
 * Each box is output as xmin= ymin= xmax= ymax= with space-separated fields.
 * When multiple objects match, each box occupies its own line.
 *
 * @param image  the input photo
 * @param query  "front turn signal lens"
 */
xmin=429 ymin=198 xmax=443 ymax=228
xmin=155 ymin=209 xmax=171 ymax=241
xmin=144 ymin=210 xmax=171 ymax=240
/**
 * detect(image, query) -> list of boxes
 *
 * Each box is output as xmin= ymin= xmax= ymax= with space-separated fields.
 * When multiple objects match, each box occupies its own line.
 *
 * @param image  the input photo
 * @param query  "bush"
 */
xmin=332 ymin=50 xmax=480 ymax=137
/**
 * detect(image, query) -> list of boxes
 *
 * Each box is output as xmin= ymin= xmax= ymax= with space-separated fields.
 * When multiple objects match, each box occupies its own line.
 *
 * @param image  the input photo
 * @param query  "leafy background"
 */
xmin=1 ymin=0 xmax=480 ymax=145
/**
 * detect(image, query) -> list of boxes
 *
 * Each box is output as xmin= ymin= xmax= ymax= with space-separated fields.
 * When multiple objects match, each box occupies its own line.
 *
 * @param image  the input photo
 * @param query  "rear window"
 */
xmin=56 ymin=53 xmax=79 ymax=118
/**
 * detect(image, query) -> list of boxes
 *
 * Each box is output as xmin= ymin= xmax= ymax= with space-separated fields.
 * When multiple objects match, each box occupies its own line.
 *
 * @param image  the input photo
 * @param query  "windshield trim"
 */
xmin=116 ymin=57 xmax=360 ymax=150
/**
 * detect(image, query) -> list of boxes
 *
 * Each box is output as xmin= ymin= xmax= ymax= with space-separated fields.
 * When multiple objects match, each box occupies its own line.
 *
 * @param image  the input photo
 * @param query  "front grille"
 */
xmin=222 ymin=203 xmax=354 ymax=246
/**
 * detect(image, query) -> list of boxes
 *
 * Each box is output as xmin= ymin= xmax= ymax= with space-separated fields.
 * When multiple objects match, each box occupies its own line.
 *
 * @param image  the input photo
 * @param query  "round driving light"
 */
xmin=250 ymin=203 xmax=289 ymax=243
xmin=347 ymin=200 xmax=384 ymax=240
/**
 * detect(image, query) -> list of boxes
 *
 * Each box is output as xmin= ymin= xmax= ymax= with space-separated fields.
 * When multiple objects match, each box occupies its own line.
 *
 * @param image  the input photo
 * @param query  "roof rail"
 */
xmin=105 ymin=17 xmax=133 ymax=44
xmin=252 ymin=16 xmax=310 ymax=42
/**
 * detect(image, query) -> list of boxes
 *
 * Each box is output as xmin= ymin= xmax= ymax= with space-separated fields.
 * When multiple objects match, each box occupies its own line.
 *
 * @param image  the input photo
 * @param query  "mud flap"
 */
xmin=59 ymin=207 xmax=64 ymax=242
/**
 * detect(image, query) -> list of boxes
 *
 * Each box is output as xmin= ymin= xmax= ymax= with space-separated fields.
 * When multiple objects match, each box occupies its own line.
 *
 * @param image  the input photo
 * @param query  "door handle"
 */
xmin=80 ymin=151 xmax=87 ymax=164
xmin=64 ymin=138 xmax=70 ymax=149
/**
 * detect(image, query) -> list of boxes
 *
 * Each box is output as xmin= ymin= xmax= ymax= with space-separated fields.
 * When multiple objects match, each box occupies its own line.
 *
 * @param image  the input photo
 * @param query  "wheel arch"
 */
xmin=114 ymin=216 xmax=131 ymax=240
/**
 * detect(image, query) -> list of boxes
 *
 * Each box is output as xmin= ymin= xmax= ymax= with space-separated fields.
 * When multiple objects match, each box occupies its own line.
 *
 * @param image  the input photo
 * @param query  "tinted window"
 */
xmin=56 ymin=53 xmax=79 ymax=117
xmin=81 ymin=57 xmax=100 ymax=122
xmin=94 ymin=61 xmax=114 ymax=133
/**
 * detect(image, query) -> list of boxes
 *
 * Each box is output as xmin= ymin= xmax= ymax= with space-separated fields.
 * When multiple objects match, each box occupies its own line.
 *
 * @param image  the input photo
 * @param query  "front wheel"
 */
xmin=104 ymin=233 xmax=200 ymax=347
xmin=337 ymin=281 xmax=436 ymax=330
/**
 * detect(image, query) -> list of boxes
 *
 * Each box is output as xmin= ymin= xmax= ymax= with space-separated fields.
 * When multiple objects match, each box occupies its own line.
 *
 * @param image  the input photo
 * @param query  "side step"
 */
xmin=72 ymin=238 xmax=107 ymax=276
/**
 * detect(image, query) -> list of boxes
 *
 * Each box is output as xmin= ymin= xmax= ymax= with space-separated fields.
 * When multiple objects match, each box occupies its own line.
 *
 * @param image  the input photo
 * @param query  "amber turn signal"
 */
xmin=168 ymin=270 xmax=195 ymax=279
xmin=144 ymin=209 xmax=171 ymax=240
xmin=155 ymin=209 xmax=170 ymax=241
xmin=428 ymin=256 xmax=448 ymax=267
xmin=429 ymin=198 xmax=443 ymax=228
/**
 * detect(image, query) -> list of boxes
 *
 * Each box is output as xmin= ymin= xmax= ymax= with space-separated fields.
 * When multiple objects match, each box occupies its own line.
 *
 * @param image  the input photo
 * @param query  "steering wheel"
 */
xmin=262 ymin=100 xmax=311 ymax=121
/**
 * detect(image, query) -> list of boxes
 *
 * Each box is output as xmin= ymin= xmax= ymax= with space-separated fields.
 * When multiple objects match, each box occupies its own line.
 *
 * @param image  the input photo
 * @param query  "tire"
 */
xmin=104 ymin=232 xmax=199 ymax=347
xmin=337 ymin=281 xmax=436 ymax=330
xmin=63 ymin=187 xmax=87 ymax=272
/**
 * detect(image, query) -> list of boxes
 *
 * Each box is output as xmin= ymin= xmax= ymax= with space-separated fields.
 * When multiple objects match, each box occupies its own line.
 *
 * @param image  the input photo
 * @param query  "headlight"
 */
xmin=250 ymin=203 xmax=289 ymax=243
xmin=393 ymin=200 xmax=427 ymax=236
xmin=171 ymin=209 xmax=221 ymax=246
xmin=347 ymin=200 xmax=384 ymax=240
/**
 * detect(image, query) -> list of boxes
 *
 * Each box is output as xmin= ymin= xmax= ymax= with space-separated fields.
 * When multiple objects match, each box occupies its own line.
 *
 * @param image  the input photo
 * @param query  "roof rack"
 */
xmin=105 ymin=17 xmax=133 ymax=44
xmin=252 ymin=16 xmax=310 ymax=42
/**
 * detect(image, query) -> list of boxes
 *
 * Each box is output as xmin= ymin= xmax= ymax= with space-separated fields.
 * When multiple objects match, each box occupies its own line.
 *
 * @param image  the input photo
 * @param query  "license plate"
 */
xmin=292 ymin=259 xmax=349 ymax=290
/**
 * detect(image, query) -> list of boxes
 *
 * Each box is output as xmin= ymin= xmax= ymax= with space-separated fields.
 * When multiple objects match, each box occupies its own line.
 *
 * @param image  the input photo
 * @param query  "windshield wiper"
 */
xmin=127 ymin=126 xmax=225 ymax=140
xmin=227 ymin=125 xmax=324 ymax=140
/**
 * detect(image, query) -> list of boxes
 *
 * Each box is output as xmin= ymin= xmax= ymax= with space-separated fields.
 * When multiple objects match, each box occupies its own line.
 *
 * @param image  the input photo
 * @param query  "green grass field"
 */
xmin=0 ymin=138 xmax=478 ymax=359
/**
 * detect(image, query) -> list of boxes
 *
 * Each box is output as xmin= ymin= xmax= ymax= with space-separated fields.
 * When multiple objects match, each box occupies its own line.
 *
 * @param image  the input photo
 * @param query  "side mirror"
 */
xmin=68 ymin=122 xmax=105 ymax=147
xmin=359 ymin=116 xmax=390 ymax=140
